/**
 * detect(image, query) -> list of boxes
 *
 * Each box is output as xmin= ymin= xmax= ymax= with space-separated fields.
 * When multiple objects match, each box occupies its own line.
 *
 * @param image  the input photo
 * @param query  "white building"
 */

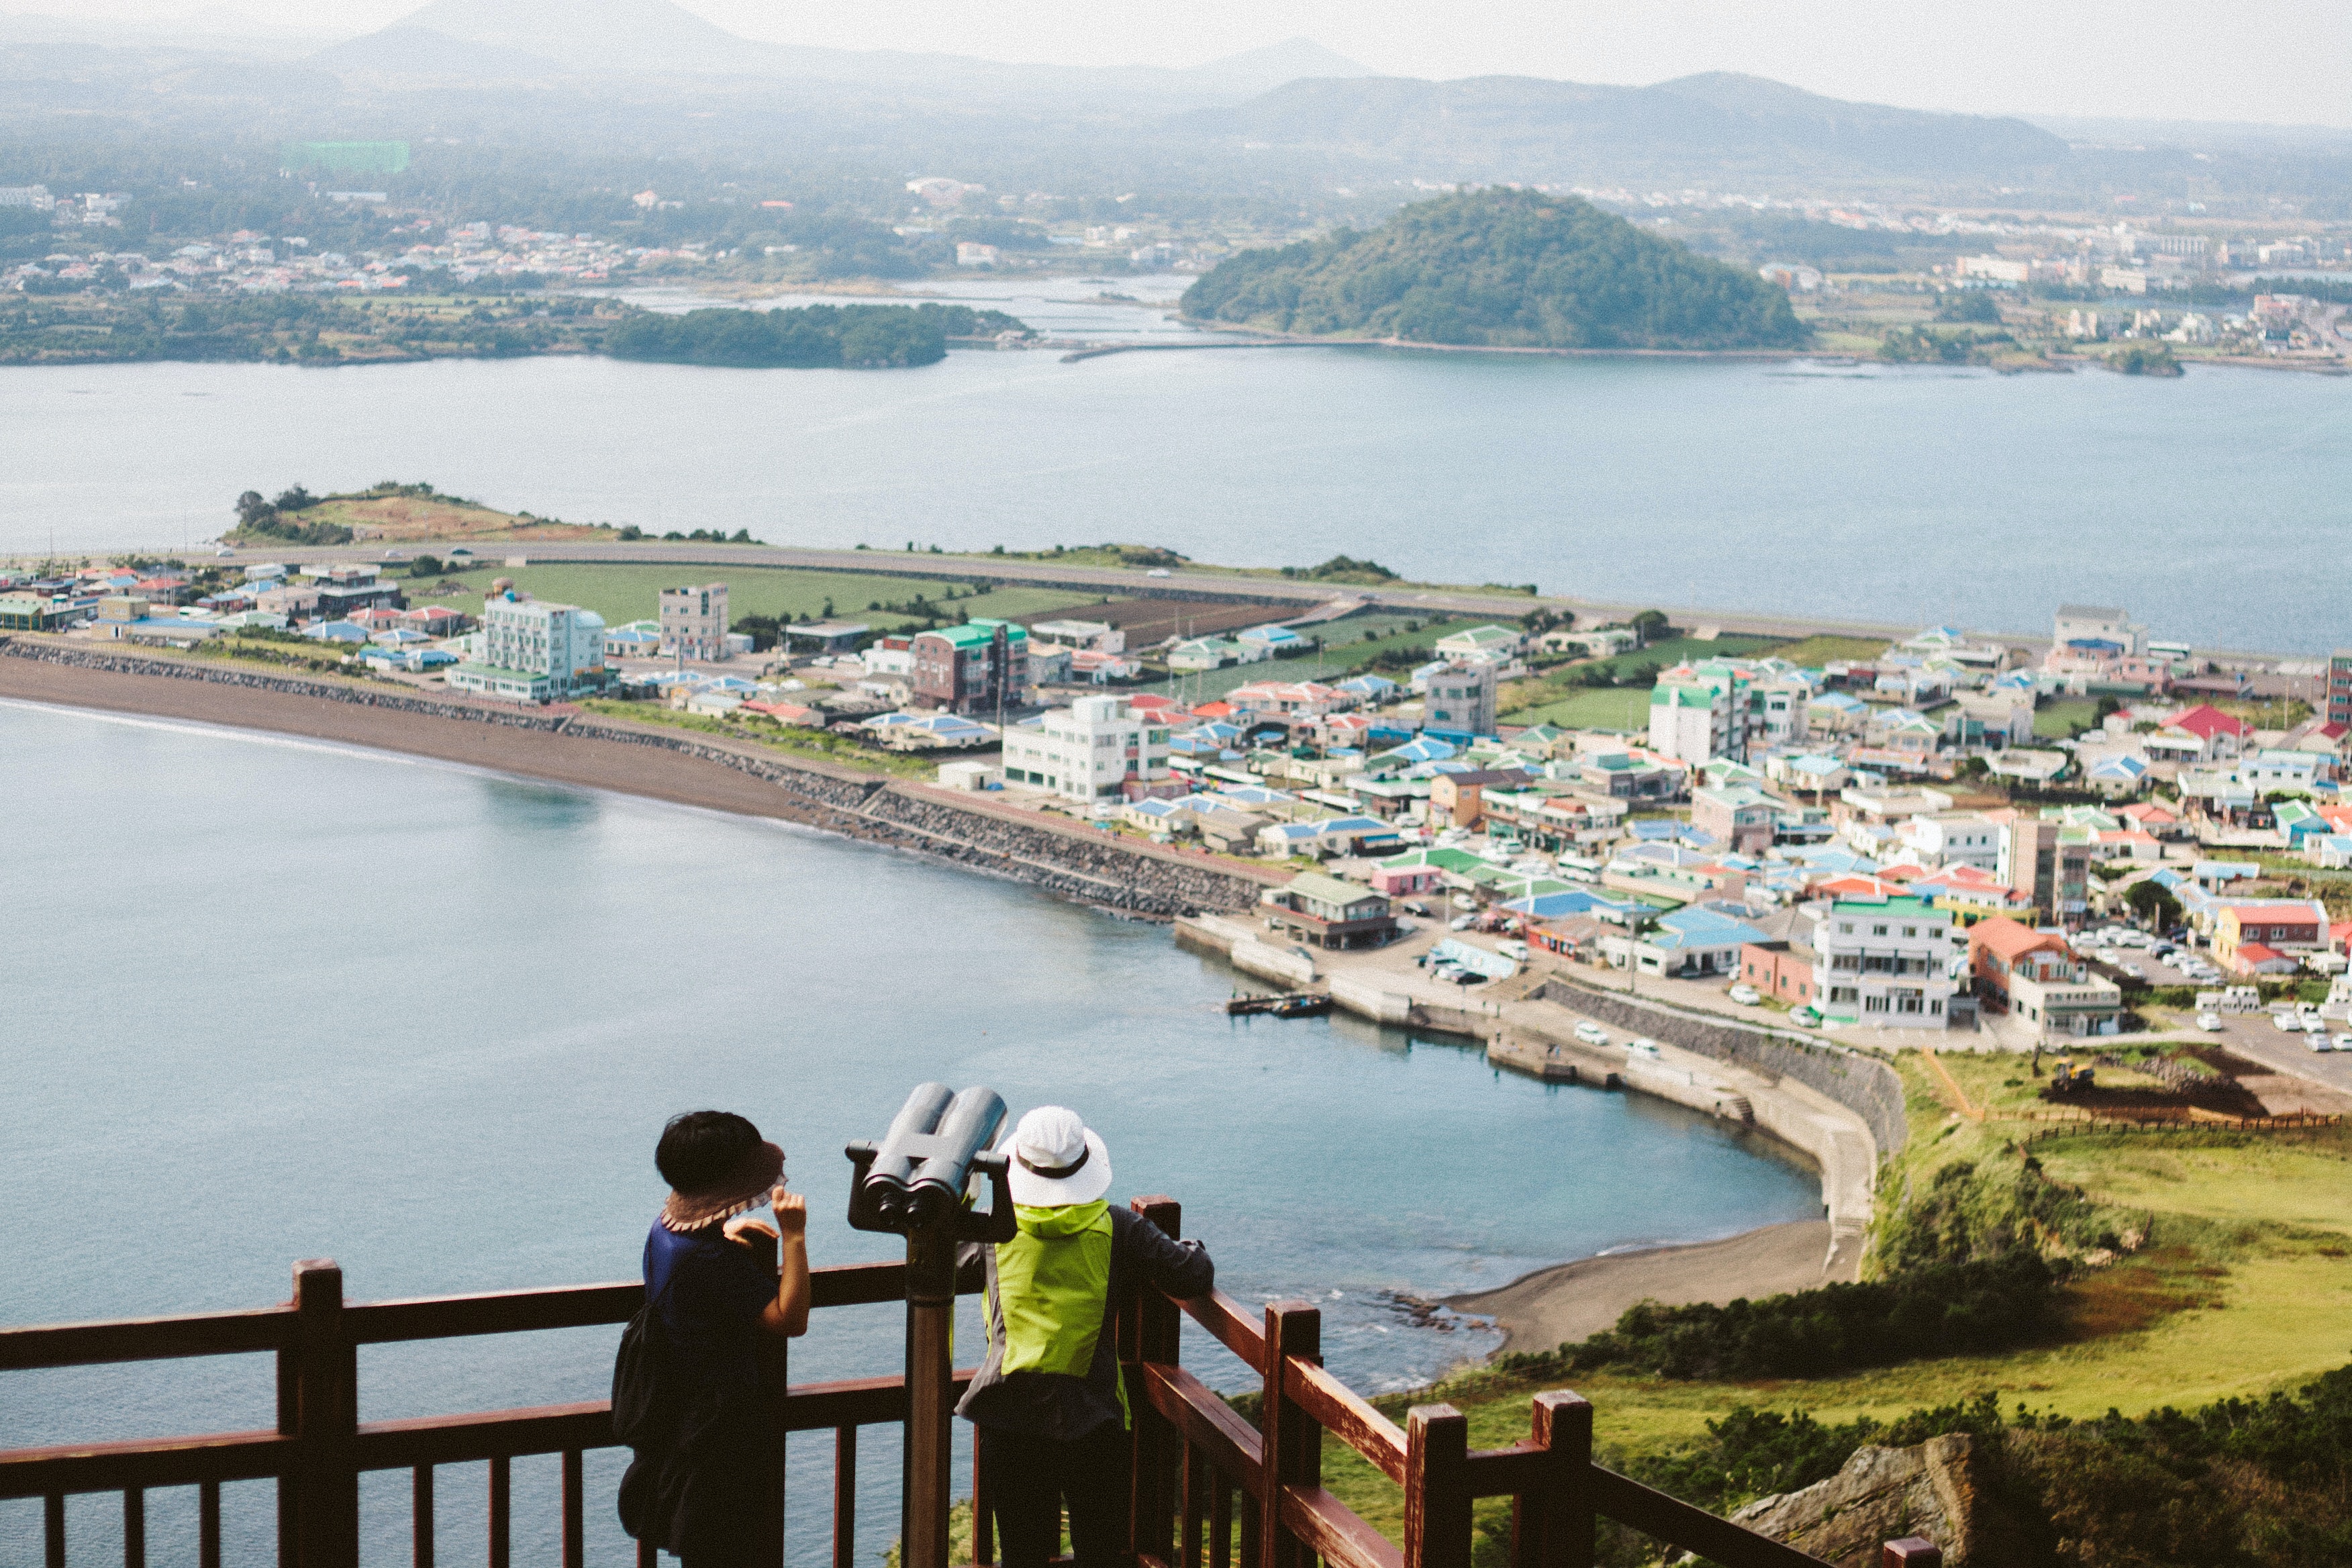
xmin=1898 ymin=812 xmax=2002 ymax=872
xmin=450 ymin=594 xmax=607 ymax=701
xmin=1649 ymin=681 xmax=1734 ymax=765
xmin=1812 ymin=894 xmax=1957 ymax=1029
xmin=1001 ymin=695 xmax=1174 ymax=805
xmin=659 ymin=582 xmax=730 ymax=661
xmin=2053 ymin=604 xmax=2143 ymax=658
xmin=1424 ymin=660 xmax=1497 ymax=736
xmin=1029 ymin=619 xmax=1125 ymax=654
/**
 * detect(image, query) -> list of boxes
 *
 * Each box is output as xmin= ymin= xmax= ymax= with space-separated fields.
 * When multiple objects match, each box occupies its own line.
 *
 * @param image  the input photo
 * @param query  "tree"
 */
xmin=234 ymin=490 xmax=272 ymax=528
xmin=2124 ymin=879 xmax=2182 ymax=930
xmin=1630 ymin=609 xmax=1669 ymax=646
xmin=272 ymin=485 xmax=315 ymax=512
xmin=409 ymin=555 xmax=442 ymax=577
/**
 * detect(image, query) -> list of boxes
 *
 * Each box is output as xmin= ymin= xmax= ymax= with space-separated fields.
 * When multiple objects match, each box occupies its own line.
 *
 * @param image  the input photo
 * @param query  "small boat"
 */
xmin=1227 ymin=992 xmax=1333 ymax=1018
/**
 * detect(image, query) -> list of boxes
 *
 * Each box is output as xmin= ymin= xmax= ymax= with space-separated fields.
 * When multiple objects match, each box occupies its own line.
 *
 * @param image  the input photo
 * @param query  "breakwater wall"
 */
xmin=1537 ymin=974 xmax=1908 ymax=1159
xmin=0 ymin=640 xmax=1265 ymax=919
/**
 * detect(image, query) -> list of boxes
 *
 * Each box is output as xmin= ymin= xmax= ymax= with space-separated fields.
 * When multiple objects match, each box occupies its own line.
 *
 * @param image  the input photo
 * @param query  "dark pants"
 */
xmin=977 ymin=1421 xmax=1132 ymax=1568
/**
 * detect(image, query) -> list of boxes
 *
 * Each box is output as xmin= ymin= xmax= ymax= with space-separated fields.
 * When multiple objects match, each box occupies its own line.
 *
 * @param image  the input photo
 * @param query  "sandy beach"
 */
xmin=1448 ymin=1220 xmax=1850 ymax=1354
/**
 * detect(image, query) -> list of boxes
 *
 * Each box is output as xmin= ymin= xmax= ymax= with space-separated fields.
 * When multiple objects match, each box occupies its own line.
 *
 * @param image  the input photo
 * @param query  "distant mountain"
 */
xmin=1179 ymin=70 xmax=2073 ymax=183
xmin=1186 ymin=37 xmax=1371 ymax=95
xmin=311 ymin=23 xmax=562 ymax=78
xmin=388 ymin=0 xmax=742 ymax=72
xmin=1182 ymin=187 xmax=1809 ymax=351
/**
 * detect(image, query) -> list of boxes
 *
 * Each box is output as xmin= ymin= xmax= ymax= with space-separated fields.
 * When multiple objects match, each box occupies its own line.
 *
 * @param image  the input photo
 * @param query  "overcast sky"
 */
xmin=28 ymin=0 xmax=2352 ymax=127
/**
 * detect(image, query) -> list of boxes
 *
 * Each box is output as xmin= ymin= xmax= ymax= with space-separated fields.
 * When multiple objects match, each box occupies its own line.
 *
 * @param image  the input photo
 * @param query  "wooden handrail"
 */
xmin=0 ymin=1428 xmax=292 ymax=1498
xmin=0 ymin=1304 xmax=293 ymax=1370
xmin=1137 ymin=1362 xmax=1264 ymax=1496
xmin=1588 ymin=1465 xmax=1835 ymax=1568
xmin=1281 ymin=1485 xmax=1404 ymax=1568
xmin=1175 ymin=1287 xmax=1267 ymax=1374
xmin=1285 ymin=1357 xmax=1406 ymax=1485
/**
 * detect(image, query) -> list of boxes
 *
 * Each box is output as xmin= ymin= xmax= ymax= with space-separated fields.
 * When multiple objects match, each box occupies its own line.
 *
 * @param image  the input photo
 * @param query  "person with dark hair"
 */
xmin=620 ymin=1111 xmax=810 ymax=1567
xmin=958 ymin=1106 xmax=1213 ymax=1568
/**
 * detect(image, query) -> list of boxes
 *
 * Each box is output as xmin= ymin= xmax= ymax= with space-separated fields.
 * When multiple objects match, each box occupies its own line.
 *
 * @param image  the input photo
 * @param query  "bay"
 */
xmin=0 ymin=700 xmax=1816 ymax=1562
xmin=2 ymin=277 xmax=2346 ymax=650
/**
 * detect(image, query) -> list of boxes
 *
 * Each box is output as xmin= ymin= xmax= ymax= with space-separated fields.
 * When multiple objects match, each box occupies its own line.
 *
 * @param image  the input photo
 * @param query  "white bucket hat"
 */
xmin=1004 ymin=1106 xmax=1112 ymax=1208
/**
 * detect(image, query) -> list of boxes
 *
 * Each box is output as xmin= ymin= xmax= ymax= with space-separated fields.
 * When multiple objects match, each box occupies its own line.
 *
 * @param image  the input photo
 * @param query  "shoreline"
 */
xmin=0 ymin=640 xmax=1273 ymax=920
xmin=1448 ymin=1220 xmax=1843 ymax=1355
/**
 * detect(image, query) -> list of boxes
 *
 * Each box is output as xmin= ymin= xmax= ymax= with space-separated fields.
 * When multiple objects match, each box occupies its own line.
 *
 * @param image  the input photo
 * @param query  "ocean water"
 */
xmin=2 ymin=277 xmax=2347 ymax=650
xmin=0 ymin=700 xmax=1817 ymax=1563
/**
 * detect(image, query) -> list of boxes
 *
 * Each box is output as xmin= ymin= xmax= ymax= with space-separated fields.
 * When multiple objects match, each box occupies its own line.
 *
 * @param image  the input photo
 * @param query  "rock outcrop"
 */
xmin=1720 ymin=1434 xmax=2026 ymax=1567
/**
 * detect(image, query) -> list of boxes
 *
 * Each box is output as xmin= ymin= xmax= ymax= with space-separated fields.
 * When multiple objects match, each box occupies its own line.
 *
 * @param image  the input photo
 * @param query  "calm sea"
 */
xmin=0 ymin=700 xmax=1816 ymax=1563
xmin=2 ymin=275 xmax=2347 ymax=650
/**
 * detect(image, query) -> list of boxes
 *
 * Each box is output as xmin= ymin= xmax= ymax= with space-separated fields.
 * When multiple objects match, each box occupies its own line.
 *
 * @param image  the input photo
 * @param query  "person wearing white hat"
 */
xmin=957 ymin=1106 xmax=1214 ymax=1568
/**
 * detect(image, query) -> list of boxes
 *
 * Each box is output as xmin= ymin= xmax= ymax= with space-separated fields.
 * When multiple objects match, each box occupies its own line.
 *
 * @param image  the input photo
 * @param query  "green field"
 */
xmin=1306 ymin=1048 xmax=2352 ymax=1553
xmin=424 ymin=562 xmax=1103 ymax=634
xmin=2033 ymin=696 xmax=2102 ymax=739
xmin=1504 ymin=686 xmax=1653 ymax=732
xmin=1771 ymin=634 xmax=1893 ymax=667
xmin=1129 ymin=616 xmax=1483 ymax=701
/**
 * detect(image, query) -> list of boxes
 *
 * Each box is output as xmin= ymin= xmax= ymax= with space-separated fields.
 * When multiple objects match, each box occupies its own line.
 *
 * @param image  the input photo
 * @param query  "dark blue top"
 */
xmin=643 ymin=1220 xmax=776 ymax=1402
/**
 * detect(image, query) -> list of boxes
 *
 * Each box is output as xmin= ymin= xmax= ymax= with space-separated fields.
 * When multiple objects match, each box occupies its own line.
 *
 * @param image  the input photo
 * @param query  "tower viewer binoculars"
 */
xmin=844 ymin=1082 xmax=1017 ymax=1241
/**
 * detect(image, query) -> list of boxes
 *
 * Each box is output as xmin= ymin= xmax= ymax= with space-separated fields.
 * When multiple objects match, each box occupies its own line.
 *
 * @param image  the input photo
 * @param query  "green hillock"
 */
xmin=1181 ymin=189 xmax=1808 ymax=351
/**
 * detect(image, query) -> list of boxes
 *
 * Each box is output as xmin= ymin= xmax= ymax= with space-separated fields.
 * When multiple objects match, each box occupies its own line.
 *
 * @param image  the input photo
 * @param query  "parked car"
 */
xmin=1626 ymin=1038 xmax=1663 ymax=1061
xmin=1728 ymin=983 xmax=1761 ymax=1006
xmin=2197 ymin=1012 xmax=2224 ymax=1031
xmin=1449 ymin=914 xmax=1477 ymax=931
xmin=2334 ymin=1034 xmax=2352 ymax=1052
xmin=1496 ymin=939 xmax=1529 ymax=963
xmin=2309 ymin=1032 xmax=2335 ymax=1052
xmin=2274 ymin=1012 xmax=2306 ymax=1032
xmin=1790 ymin=1006 xmax=1822 ymax=1028
xmin=1146 ymin=567 xmax=1172 ymax=577
xmin=1574 ymin=1021 xmax=1609 ymax=1046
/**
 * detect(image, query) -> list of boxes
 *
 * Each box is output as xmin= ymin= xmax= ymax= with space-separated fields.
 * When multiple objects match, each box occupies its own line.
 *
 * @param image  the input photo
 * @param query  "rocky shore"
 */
xmin=0 ymin=638 xmax=1268 ymax=918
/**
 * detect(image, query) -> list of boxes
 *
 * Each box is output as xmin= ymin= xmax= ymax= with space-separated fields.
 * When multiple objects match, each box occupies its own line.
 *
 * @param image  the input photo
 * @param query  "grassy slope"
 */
xmin=1310 ymin=1046 xmax=2352 ymax=1542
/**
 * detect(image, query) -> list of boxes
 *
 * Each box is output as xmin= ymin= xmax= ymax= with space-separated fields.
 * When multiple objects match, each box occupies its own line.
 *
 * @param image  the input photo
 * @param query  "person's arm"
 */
xmin=1122 ymin=1209 xmax=1215 ymax=1300
xmin=725 ymin=1186 xmax=812 ymax=1339
xmin=763 ymin=1189 xmax=810 ymax=1338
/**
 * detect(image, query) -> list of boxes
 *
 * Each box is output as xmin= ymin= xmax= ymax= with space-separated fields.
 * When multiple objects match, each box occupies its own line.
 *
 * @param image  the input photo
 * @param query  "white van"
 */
xmin=1574 ymin=1021 xmax=1609 ymax=1047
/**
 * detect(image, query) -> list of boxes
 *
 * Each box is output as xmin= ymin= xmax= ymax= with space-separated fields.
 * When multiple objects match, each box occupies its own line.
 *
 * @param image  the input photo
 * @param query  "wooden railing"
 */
xmin=1 ymin=1199 xmax=1946 ymax=1568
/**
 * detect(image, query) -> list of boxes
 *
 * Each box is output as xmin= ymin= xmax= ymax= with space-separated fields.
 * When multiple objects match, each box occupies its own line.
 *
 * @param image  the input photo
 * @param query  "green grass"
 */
xmin=1302 ymin=1048 xmax=2352 ymax=1551
xmin=1130 ymin=617 xmax=1483 ymax=701
xmin=1504 ymin=687 xmax=1653 ymax=732
xmin=1772 ymin=634 xmax=1892 ymax=667
xmin=2034 ymin=697 xmax=2102 ymax=740
xmin=424 ymin=563 xmax=1101 ymax=634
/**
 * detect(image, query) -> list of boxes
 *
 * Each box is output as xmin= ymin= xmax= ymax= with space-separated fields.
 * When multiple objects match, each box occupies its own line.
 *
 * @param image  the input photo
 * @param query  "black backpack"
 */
xmin=611 ymin=1284 xmax=677 ymax=1449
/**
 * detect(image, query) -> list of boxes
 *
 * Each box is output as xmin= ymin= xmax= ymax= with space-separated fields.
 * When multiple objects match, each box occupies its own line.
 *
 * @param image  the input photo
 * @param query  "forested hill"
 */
xmin=605 ymin=302 xmax=1027 ymax=369
xmin=1181 ymin=190 xmax=1808 ymax=352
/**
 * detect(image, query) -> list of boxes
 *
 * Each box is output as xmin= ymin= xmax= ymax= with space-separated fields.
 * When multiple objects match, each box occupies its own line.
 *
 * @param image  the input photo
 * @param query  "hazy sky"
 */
xmin=28 ymin=0 xmax=2352 ymax=127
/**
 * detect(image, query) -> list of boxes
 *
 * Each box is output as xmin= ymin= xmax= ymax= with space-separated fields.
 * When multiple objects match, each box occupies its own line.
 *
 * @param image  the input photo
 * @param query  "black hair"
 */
xmin=656 ymin=1110 xmax=761 ymax=1193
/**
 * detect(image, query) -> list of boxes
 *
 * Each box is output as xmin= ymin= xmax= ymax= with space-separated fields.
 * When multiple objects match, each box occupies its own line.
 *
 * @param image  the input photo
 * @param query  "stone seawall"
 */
xmin=0 ymin=639 xmax=1265 ymax=920
xmin=1538 ymin=973 xmax=1908 ymax=1159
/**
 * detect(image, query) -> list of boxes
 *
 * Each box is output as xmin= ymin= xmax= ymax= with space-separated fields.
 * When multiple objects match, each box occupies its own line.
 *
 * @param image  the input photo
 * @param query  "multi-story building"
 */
xmin=1998 ymin=819 xmax=2092 ymax=926
xmin=659 ymin=582 xmax=730 ymax=662
xmin=1001 ymin=695 xmax=1171 ymax=804
xmin=1749 ymin=675 xmax=1813 ymax=747
xmin=911 ymin=619 xmax=1030 ymax=716
xmin=2051 ymin=604 xmax=2144 ymax=657
xmin=1812 ymin=894 xmax=1957 ymax=1028
xmin=1649 ymin=681 xmax=1729 ymax=765
xmin=1691 ymin=785 xmax=1778 ymax=857
xmin=2329 ymin=648 xmax=2352 ymax=728
xmin=1967 ymin=917 xmax=2122 ymax=1036
xmin=1424 ymin=660 xmax=1497 ymax=738
xmin=449 ymin=593 xmax=607 ymax=701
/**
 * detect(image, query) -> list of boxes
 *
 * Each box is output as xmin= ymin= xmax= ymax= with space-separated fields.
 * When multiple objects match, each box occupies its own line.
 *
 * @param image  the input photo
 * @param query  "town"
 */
xmin=12 ymin=551 xmax=2352 ymax=1072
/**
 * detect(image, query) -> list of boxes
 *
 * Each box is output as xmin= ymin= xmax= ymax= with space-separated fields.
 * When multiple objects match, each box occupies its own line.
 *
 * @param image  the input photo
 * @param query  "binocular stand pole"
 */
xmin=902 ymin=1226 xmax=958 ymax=1568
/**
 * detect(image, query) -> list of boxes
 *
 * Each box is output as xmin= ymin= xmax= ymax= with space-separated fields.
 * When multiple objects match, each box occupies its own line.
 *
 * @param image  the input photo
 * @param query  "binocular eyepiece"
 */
xmin=846 ymin=1082 xmax=1016 ymax=1241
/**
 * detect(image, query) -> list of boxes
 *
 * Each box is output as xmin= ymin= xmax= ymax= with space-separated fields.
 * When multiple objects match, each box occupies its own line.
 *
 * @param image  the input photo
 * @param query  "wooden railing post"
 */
xmin=1403 ymin=1405 xmax=1470 ymax=1568
xmin=1257 ymin=1302 xmax=1320 ymax=1568
xmin=290 ymin=1259 xmax=357 ymax=1568
xmin=1883 ymin=1538 xmax=1942 ymax=1567
xmin=1128 ymin=1196 xmax=1183 ymax=1568
xmin=1514 ymin=1391 xmax=1592 ymax=1568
